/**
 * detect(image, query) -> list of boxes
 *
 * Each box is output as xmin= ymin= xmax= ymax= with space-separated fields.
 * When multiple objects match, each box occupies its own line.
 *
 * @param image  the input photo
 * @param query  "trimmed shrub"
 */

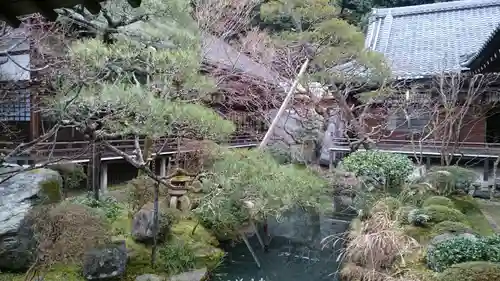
xmin=396 ymin=206 xmax=415 ymax=225
xmin=424 ymin=166 xmax=477 ymax=196
xmin=422 ymin=205 xmax=467 ymax=224
xmin=49 ymin=163 xmax=86 ymax=190
xmin=399 ymin=182 xmax=436 ymax=206
xmin=126 ymin=176 xmax=169 ymax=212
xmin=403 ymin=225 xmax=433 ymax=243
xmin=437 ymin=261 xmax=500 ymax=281
xmin=427 ymin=236 xmax=485 ymax=272
xmin=427 ymin=235 xmax=500 ymax=272
xmin=70 ymin=195 xmax=122 ymax=222
xmin=342 ymin=150 xmax=413 ymax=189
xmin=408 ymin=208 xmax=430 ymax=227
xmin=431 ymin=166 xmax=478 ymax=191
xmin=432 ymin=221 xmax=472 ymax=236
xmin=422 ymin=196 xmax=455 ymax=209
xmin=157 ymin=240 xmax=197 ymax=274
xmin=481 ymin=235 xmax=500 ymax=262
xmin=371 ymin=197 xmax=401 ymax=218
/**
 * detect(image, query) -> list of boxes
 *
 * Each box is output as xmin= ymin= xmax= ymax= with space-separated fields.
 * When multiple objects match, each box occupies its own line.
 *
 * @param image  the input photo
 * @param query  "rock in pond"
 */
xmin=169 ymin=268 xmax=207 ymax=281
xmin=83 ymin=240 xmax=128 ymax=280
xmin=132 ymin=202 xmax=174 ymax=244
xmin=136 ymin=274 xmax=165 ymax=281
xmin=0 ymin=167 xmax=63 ymax=271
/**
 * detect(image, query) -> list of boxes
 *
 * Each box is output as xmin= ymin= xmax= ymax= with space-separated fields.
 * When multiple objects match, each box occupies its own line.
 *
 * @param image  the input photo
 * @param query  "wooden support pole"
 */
xmin=329 ymin=150 xmax=334 ymax=172
xmin=160 ymin=157 xmax=166 ymax=177
xmin=254 ymin=58 xmax=311 ymax=256
xmin=240 ymin=232 xmax=261 ymax=268
xmin=484 ymin=158 xmax=490 ymax=182
xmin=100 ymin=162 xmax=108 ymax=194
xmin=258 ymin=59 xmax=310 ymax=149
xmin=251 ymin=221 xmax=265 ymax=250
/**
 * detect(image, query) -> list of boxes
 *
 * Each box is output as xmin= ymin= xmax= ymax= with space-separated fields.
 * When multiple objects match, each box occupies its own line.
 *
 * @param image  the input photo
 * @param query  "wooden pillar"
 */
xmin=100 ymin=162 xmax=108 ymax=193
xmin=328 ymin=150 xmax=334 ymax=171
xmin=426 ymin=156 xmax=431 ymax=169
xmin=29 ymin=91 xmax=40 ymax=141
xmin=88 ymin=140 xmax=102 ymax=200
xmin=484 ymin=158 xmax=490 ymax=182
xmin=160 ymin=157 xmax=167 ymax=177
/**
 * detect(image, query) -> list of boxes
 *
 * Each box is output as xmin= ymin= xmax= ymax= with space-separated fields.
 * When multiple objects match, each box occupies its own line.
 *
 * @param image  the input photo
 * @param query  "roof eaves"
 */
xmin=461 ymin=23 xmax=500 ymax=71
xmin=372 ymin=0 xmax=500 ymax=18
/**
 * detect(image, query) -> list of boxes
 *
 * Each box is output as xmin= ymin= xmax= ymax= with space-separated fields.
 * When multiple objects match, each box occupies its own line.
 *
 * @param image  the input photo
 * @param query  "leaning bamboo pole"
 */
xmin=240 ymin=58 xmax=311 ymax=268
xmin=258 ymin=58 xmax=311 ymax=149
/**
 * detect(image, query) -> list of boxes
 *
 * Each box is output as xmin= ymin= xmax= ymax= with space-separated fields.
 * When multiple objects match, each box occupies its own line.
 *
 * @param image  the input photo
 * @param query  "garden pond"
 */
xmin=211 ymin=208 xmax=351 ymax=281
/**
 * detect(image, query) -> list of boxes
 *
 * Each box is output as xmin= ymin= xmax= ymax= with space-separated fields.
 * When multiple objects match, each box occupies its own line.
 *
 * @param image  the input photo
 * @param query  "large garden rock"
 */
xmin=267 ymin=206 xmax=351 ymax=248
xmin=0 ymin=167 xmax=62 ymax=271
xmin=169 ymin=268 xmax=207 ymax=281
xmin=131 ymin=202 xmax=173 ymax=244
xmin=428 ymin=232 xmax=477 ymax=250
xmin=83 ymin=240 xmax=128 ymax=280
xmin=136 ymin=274 xmax=164 ymax=281
xmin=319 ymin=114 xmax=345 ymax=165
xmin=266 ymin=108 xmax=323 ymax=164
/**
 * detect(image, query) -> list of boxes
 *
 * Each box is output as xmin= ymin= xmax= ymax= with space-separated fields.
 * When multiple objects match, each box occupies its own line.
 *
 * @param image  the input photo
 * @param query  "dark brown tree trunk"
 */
xmin=151 ymin=180 xmax=160 ymax=266
xmin=88 ymin=138 xmax=101 ymax=201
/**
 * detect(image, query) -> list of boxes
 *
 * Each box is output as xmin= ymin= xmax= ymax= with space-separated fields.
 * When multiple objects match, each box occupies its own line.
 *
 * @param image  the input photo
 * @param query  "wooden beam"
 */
xmin=83 ymin=0 xmax=102 ymax=15
xmin=0 ymin=5 xmax=22 ymax=28
xmin=35 ymin=1 xmax=58 ymax=22
xmin=127 ymin=0 xmax=142 ymax=8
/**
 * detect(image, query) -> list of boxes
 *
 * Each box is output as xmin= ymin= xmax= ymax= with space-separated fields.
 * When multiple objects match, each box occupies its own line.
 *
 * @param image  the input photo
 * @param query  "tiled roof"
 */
xmin=461 ymin=23 xmax=500 ymax=73
xmin=1 ymin=0 xmax=140 ymax=27
xmin=365 ymin=0 xmax=500 ymax=78
xmin=202 ymin=34 xmax=282 ymax=85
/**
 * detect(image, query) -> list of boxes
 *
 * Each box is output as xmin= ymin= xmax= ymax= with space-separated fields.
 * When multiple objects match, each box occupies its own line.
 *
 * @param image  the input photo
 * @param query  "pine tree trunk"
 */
xmin=139 ymin=137 xmax=153 ymax=177
xmin=151 ymin=180 xmax=160 ymax=266
xmin=89 ymin=138 xmax=101 ymax=201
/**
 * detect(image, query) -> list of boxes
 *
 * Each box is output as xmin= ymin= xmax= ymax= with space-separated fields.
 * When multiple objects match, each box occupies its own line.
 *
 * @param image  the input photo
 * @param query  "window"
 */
xmin=0 ymin=90 xmax=31 ymax=121
xmin=388 ymin=107 xmax=430 ymax=134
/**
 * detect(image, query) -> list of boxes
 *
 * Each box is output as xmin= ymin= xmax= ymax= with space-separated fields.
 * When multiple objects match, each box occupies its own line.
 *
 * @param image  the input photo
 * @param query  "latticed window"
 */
xmin=0 ymin=90 xmax=31 ymax=121
xmin=0 ymin=36 xmax=31 ymax=122
xmin=388 ymin=106 xmax=430 ymax=134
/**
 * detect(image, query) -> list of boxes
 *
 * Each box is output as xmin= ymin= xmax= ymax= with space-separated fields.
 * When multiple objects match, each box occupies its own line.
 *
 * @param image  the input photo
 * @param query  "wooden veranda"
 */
xmin=329 ymin=138 xmax=500 ymax=183
xmin=1 ymin=133 xmax=263 ymax=164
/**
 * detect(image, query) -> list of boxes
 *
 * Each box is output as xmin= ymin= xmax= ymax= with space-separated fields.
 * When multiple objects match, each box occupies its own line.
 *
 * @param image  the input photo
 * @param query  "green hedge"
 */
xmin=342 ymin=150 xmax=413 ymax=189
xmin=432 ymin=221 xmax=472 ymax=236
xmin=437 ymin=261 xmax=500 ymax=281
xmin=424 ymin=166 xmax=477 ymax=196
xmin=427 ymin=235 xmax=500 ymax=272
xmin=422 ymin=196 xmax=455 ymax=209
xmin=422 ymin=205 xmax=467 ymax=224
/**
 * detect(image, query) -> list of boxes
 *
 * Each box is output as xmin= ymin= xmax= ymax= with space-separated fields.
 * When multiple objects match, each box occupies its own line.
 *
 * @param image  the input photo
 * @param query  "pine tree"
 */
xmin=44 ymin=0 xmax=331 ymax=242
xmin=48 ymin=0 xmax=235 ymax=161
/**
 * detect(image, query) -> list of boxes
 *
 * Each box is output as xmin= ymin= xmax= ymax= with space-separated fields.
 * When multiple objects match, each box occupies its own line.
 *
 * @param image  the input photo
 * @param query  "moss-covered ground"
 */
xmin=398 ymin=195 xmax=495 ymax=281
xmin=0 ymin=199 xmax=224 ymax=281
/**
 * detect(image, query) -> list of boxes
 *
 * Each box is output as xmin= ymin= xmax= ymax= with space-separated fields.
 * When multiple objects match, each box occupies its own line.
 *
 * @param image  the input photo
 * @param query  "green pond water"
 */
xmin=211 ymin=211 xmax=351 ymax=281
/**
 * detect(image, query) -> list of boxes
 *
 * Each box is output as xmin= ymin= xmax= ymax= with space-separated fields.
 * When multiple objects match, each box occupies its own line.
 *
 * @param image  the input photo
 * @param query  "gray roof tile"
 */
xmin=365 ymin=0 xmax=500 ymax=78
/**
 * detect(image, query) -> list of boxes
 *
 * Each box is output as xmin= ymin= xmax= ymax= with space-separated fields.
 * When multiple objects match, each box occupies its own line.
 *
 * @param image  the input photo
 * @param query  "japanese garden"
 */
xmin=0 ymin=0 xmax=500 ymax=281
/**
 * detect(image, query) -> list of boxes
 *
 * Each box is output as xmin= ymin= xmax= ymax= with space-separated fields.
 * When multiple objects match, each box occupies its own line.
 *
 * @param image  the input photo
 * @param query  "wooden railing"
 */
xmin=0 ymin=133 xmax=263 ymax=162
xmin=330 ymin=138 xmax=500 ymax=157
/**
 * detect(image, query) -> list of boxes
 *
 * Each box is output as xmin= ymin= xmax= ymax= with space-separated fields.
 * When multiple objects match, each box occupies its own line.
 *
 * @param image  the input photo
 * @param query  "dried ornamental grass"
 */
xmin=343 ymin=205 xmax=421 ymax=270
xmin=29 ymin=202 xmax=110 ymax=266
xmin=340 ymin=262 xmax=393 ymax=281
